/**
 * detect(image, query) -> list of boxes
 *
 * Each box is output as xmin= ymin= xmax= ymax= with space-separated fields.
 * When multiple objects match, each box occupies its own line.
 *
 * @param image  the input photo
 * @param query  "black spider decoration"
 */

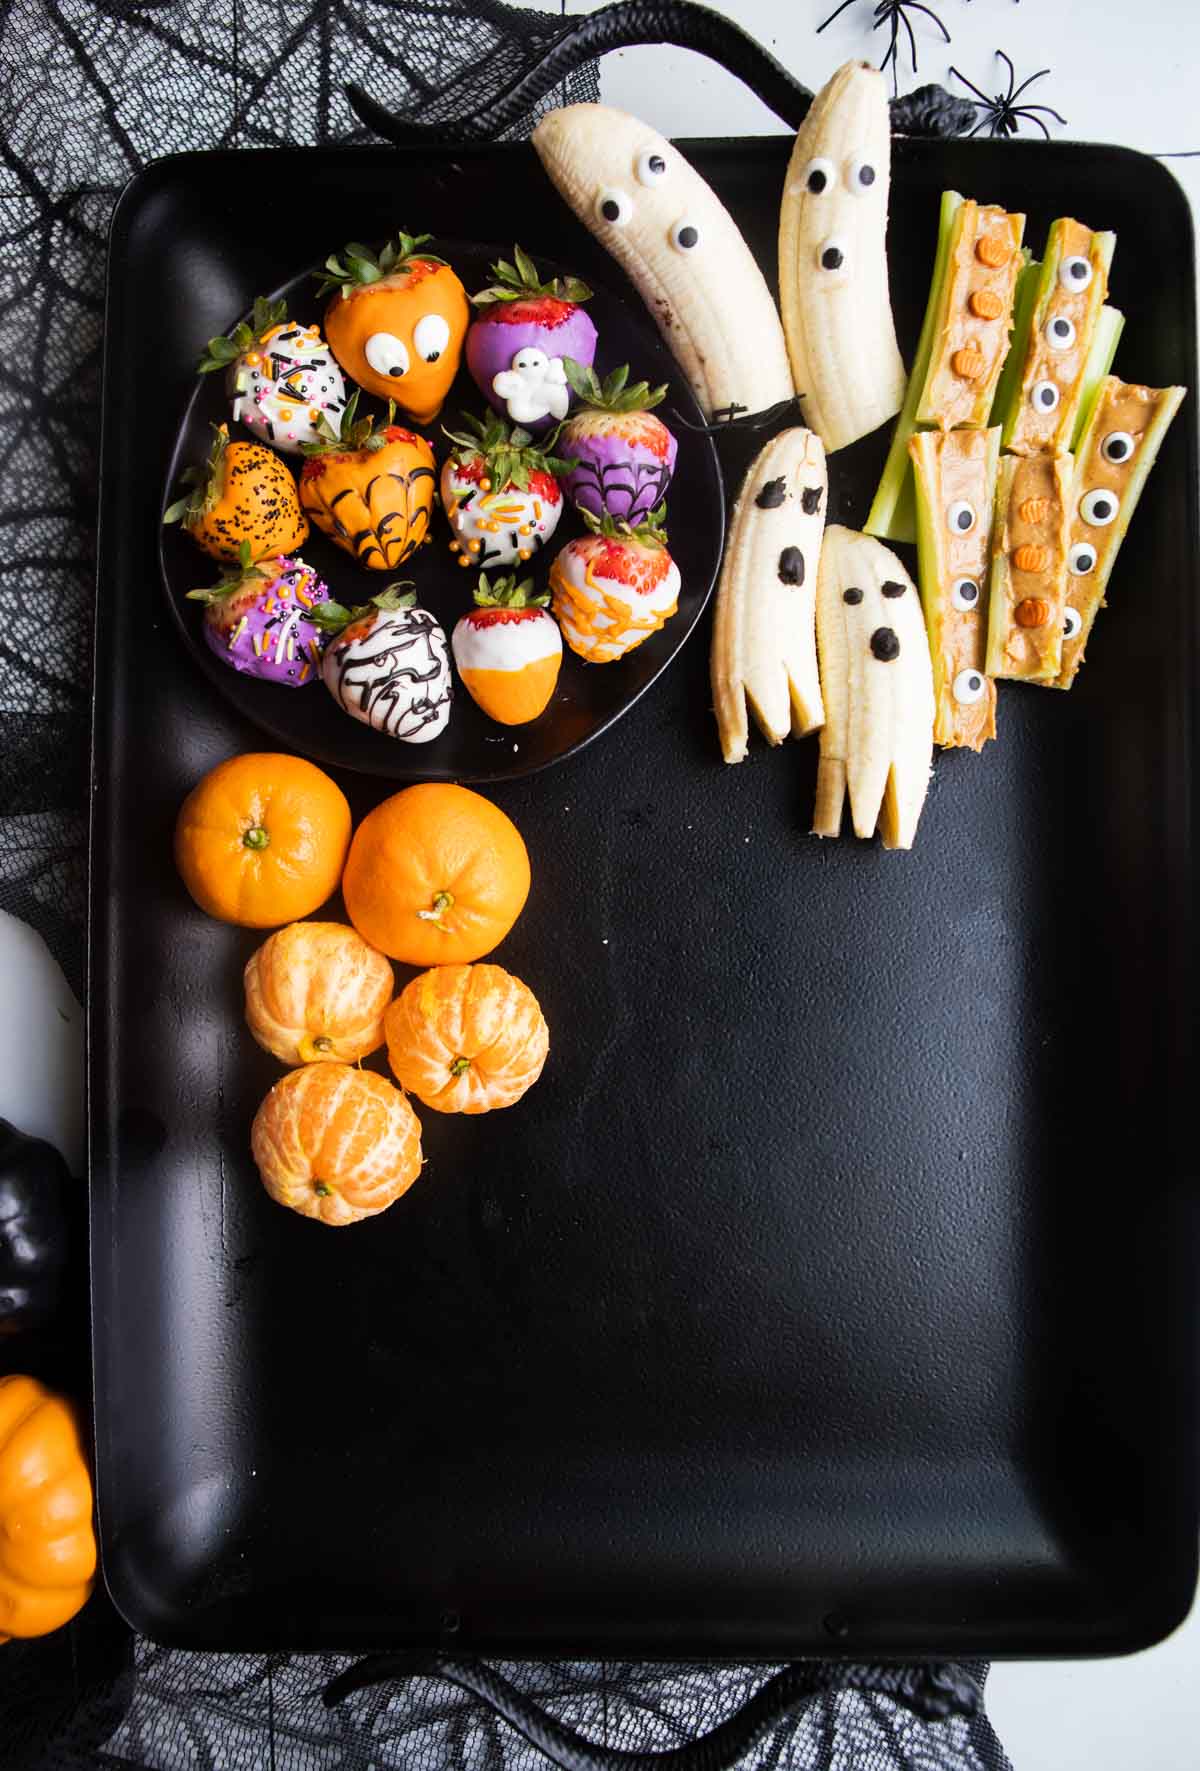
xmin=817 ymin=0 xmax=951 ymax=97
xmin=950 ymin=51 xmax=1067 ymax=139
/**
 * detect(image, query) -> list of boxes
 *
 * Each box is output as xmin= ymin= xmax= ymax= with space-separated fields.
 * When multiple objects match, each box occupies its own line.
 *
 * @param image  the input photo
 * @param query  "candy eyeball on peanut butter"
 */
xmin=198 ymin=299 xmax=346 ymax=455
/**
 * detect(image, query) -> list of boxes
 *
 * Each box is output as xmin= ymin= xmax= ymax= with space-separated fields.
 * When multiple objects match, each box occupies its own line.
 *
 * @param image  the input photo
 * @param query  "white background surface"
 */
xmin=6 ymin=1 xmax=1196 ymax=1765
xmin=518 ymin=2 xmax=1200 ymax=1767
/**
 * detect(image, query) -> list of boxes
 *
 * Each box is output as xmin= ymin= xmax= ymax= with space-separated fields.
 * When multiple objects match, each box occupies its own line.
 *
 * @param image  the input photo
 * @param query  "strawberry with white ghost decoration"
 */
xmin=493 ymin=349 xmax=572 ymax=427
xmin=197 ymin=296 xmax=347 ymax=454
xmin=465 ymin=244 xmax=597 ymax=431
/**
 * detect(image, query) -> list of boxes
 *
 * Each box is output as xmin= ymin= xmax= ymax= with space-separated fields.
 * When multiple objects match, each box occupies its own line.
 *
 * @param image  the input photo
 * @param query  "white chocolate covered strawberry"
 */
xmin=440 ymin=411 xmax=574 ymax=572
xmin=549 ymin=505 xmax=680 ymax=664
xmin=452 ymin=572 xmax=562 ymax=725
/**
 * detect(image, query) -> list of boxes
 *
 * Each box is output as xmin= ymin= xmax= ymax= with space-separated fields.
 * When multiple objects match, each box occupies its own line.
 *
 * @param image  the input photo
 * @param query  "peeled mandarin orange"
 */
xmin=385 ymin=963 xmax=549 ymax=1114
xmin=250 ymin=1063 xmax=422 ymax=1226
xmin=243 ymin=921 xmax=394 ymax=1065
xmin=174 ymin=752 xmax=351 ymax=928
xmin=342 ymin=783 xmax=530 ymax=966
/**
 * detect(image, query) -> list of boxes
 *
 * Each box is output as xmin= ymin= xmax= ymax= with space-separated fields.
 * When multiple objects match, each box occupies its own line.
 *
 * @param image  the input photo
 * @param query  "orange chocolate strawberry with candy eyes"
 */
xmin=163 ymin=422 xmax=308 ymax=563
xmin=316 ymin=231 xmax=469 ymax=425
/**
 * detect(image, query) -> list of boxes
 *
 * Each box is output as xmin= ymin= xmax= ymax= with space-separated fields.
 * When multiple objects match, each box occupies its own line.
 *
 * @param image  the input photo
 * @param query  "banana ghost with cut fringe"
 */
xmin=710 ymin=427 xmax=827 ymax=764
xmin=531 ymin=104 xmax=794 ymax=422
xmin=814 ymin=526 xmax=934 ymax=852
xmin=778 ymin=61 xmax=906 ymax=453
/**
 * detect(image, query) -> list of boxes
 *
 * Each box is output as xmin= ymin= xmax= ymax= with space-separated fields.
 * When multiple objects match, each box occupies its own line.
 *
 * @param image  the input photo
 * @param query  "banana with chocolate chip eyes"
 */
xmin=778 ymin=62 xmax=906 ymax=454
xmin=710 ymin=427 xmax=828 ymax=764
xmin=531 ymin=103 xmax=794 ymax=422
xmin=813 ymin=526 xmax=934 ymax=852
xmin=1051 ymin=375 xmax=1186 ymax=689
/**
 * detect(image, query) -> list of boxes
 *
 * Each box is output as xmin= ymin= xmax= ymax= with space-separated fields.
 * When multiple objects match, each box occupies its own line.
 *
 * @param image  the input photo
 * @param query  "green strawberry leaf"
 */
xmin=197 ymin=297 xmax=290 ymax=374
xmin=470 ymin=243 xmax=593 ymax=308
xmin=473 ymin=570 xmax=549 ymax=610
xmin=312 ymin=229 xmax=446 ymax=300
xmin=580 ymin=499 xmax=669 ymax=550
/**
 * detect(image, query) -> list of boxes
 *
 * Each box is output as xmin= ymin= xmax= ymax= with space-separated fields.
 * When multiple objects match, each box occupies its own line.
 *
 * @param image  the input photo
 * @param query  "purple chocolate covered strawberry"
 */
xmin=466 ymin=245 xmax=597 ymax=432
xmin=187 ymin=544 xmax=330 ymax=685
xmin=558 ymin=361 xmax=678 ymax=525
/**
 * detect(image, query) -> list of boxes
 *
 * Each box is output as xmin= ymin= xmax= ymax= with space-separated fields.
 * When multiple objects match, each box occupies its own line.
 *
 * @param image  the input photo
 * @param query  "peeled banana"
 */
xmin=710 ymin=428 xmax=828 ymax=763
xmin=814 ymin=526 xmax=935 ymax=851
xmin=531 ymin=104 xmax=794 ymax=421
xmin=778 ymin=61 xmax=906 ymax=454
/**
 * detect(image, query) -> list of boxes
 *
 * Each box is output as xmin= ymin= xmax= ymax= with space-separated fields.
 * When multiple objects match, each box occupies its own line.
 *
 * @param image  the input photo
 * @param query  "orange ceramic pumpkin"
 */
xmin=0 ymin=1375 xmax=97 ymax=1644
xmin=163 ymin=422 xmax=308 ymax=562
xmin=385 ymin=963 xmax=549 ymax=1114
xmin=319 ymin=231 xmax=469 ymax=424
xmin=251 ymin=1063 xmax=423 ymax=1226
xmin=299 ymin=397 xmax=435 ymax=571
xmin=244 ymin=921 xmax=394 ymax=1064
xmin=342 ymin=783 xmax=531 ymax=965
xmin=175 ymin=752 xmax=352 ymax=928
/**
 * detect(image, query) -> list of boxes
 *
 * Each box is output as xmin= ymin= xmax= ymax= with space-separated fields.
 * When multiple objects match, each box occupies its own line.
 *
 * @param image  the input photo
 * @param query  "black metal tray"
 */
xmin=91 ymin=136 xmax=1199 ymax=1657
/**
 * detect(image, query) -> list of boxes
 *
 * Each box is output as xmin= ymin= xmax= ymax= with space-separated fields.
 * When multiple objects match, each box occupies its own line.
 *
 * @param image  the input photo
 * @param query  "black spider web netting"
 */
xmin=0 ymin=4 xmax=1013 ymax=1766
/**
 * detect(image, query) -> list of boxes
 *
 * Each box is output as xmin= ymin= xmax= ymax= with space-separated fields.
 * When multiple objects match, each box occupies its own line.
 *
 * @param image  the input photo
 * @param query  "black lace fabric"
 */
xmin=0 ymin=5 xmax=1012 ymax=1766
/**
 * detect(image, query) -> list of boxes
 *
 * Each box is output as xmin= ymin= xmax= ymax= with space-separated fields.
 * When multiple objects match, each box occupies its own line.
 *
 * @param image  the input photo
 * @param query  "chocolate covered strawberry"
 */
xmin=559 ymin=360 xmax=677 ymax=524
xmin=186 ymin=544 xmax=331 ymax=685
xmin=440 ymin=411 xmax=575 ymax=571
xmin=466 ymin=244 xmax=597 ymax=431
xmin=452 ymin=572 xmax=563 ymax=726
xmin=549 ymin=505 xmax=680 ymax=665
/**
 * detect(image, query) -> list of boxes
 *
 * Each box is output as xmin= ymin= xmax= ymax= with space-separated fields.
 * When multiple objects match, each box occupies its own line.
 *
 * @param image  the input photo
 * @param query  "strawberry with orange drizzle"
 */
xmin=550 ymin=504 xmax=680 ymax=665
xmin=451 ymin=572 xmax=563 ymax=726
xmin=440 ymin=410 xmax=575 ymax=572
xmin=559 ymin=360 xmax=677 ymax=524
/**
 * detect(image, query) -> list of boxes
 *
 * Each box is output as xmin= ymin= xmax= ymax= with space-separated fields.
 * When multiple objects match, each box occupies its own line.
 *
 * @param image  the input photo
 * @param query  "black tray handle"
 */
xmin=323 ymin=1653 xmax=981 ymax=1770
xmin=346 ymin=0 xmax=976 ymax=145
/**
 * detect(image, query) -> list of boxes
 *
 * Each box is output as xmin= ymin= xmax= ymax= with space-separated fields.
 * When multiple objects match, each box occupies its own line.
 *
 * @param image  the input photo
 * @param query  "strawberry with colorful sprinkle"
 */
xmin=549 ymin=505 xmax=680 ymax=665
xmin=451 ymin=572 xmax=563 ymax=726
xmin=440 ymin=411 xmax=575 ymax=572
xmin=186 ymin=545 xmax=331 ymax=685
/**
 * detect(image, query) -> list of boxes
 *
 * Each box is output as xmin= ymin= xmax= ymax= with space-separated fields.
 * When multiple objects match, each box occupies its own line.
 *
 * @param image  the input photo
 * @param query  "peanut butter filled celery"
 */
xmin=867 ymin=192 xmax=1025 ymax=545
xmin=1051 ymin=377 xmax=1186 ymax=688
xmin=986 ymin=453 xmax=1073 ymax=681
xmin=909 ymin=428 xmax=1000 ymax=750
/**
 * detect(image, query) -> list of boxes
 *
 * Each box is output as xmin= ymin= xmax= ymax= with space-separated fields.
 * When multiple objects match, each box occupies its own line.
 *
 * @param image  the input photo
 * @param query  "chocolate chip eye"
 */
xmin=951 ymin=578 xmax=980 ymax=610
xmin=871 ymin=627 xmax=900 ymax=661
xmin=596 ymin=189 xmax=631 ymax=226
xmin=635 ymin=148 xmax=668 ymax=186
xmin=801 ymin=485 xmax=823 ymax=515
xmin=778 ymin=547 xmax=804 ymax=586
xmin=947 ymin=500 xmax=976 ymax=534
xmin=881 ymin=579 xmax=906 ymax=598
xmin=1102 ymin=430 xmax=1134 ymax=464
xmin=845 ymin=155 xmax=877 ymax=193
xmin=1031 ymin=380 xmax=1060 ymax=413
xmin=1080 ymin=488 xmax=1119 ymax=526
xmin=953 ymin=668 xmax=987 ymax=705
xmin=843 ymin=586 xmax=863 ymax=605
xmin=1060 ymin=255 xmax=1093 ymax=291
xmin=1063 ymin=607 xmax=1083 ymax=640
xmin=819 ymin=236 xmax=848 ymax=272
xmin=1068 ymin=542 xmax=1097 ymax=575
xmin=803 ymin=156 xmax=835 ymax=194
xmin=670 ymin=220 xmax=700 ymax=252
xmin=755 ymin=477 xmax=786 ymax=509
xmin=1045 ymin=314 xmax=1076 ymax=350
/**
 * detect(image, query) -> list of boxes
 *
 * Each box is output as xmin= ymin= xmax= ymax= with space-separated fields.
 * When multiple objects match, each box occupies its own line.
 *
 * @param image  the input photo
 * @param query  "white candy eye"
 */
xmin=947 ymin=500 xmax=976 ymax=535
xmin=364 ymin=332 xmax=409 ymax=378
xmin=635 ymin=148 xmax=668 ymax=186
xmin=1063 ymin=607 xmax=1083 ymax=640
xmin=1031 ymin=380 xmax=1060 ymax=414
xmin=803 ymin=157 xmax=836 ymax=195
xmin=1045 ymin=314 xmax=1076 ymax=350
xmin=596 ymin=189 xmax=632 ymax=226
xmin=1102 ymin=430 xmax=1135 ymax=464
xmin=669 ymin=219 xmax=700 ymax=253
xmin=1060 ymin=255 xmax=1093 ymax=291
xmin=413 ymin=313 xmax=450 ymax=364
xmin=1080 ymin=487 xmax=1119 ymax=526
xmin=818 ymin=235 xmax=849 ymax=273
xmin=1068 ymin=541 xmax=1098 ymax=575
xmin=953 ymin=668 xmax=987 ymax=705
xmin=844 ymin=155 xmax=878 ymax=194
xmin=951 ymin=578 xmax=981 ymax=611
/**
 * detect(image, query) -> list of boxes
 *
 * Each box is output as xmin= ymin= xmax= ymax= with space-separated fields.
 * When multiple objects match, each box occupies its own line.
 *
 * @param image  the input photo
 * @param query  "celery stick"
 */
xmin=996 ymin=221 xmax=1117 ymax=453
xmin=988 ymin=261 xmax=1041 ymax=431
xmin=1070 ymin=306 xmax=1126 ymax=453
xmin=865 ymin=190 xmax=963 ymax=545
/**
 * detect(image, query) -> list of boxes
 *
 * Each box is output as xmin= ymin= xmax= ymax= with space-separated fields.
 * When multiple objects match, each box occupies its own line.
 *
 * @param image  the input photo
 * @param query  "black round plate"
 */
xmin=159 ymin=240 xmax=724 ymax=782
